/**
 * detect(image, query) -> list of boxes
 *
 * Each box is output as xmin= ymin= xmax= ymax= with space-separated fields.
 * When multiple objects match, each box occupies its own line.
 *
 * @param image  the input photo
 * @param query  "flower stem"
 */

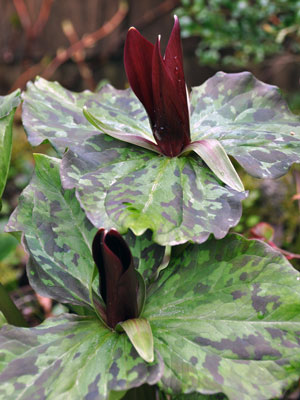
xmin=0 ymin=283 xmax=28 ymax=327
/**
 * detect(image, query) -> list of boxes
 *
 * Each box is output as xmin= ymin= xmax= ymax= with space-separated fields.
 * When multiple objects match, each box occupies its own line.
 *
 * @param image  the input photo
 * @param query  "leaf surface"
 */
xmin=0 ymin=314 xmax=163 ymax=399
xmin=5 ymin=155 xmax=165 ymax=304
xmin=144 ymin=234 xmax=300 ymax=400
xmin=22 ymin=78 xmax=152 ymax=155
xmin=61 ymin=135 xmax=246 ymax=245
xmin=0 ymin=90 xmax=21 ymax=199
xmin=190 ymin=71 xmax=300 ymax=178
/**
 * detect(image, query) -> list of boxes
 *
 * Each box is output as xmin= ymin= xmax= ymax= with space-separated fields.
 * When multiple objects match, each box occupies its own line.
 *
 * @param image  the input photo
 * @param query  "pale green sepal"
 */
xmin=119 ymin=318 xmax=154 ymax=363
xmin=83 ymin=107 xmax=160 ymax=154
xmin=182 ymin=139 xmax=244 ymax=192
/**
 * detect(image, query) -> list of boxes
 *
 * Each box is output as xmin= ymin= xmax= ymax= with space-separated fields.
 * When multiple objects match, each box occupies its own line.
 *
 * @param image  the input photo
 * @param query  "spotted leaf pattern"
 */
xmin=0 ymin=314 xmax=164 ymax=399
xmin=190 ymin=71 xmax=300 ymax=178
xmin=144 ymin=234 xmax=300 ymax=399
xmin=60 ymin=135 xmax=245 ymax=245
xmin=5 ymin=154 xmax=165 ymax=304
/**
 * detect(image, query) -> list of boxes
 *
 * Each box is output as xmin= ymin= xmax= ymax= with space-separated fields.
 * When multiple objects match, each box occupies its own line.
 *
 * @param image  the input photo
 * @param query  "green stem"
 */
xmin=0 ymin=283 xmax=28 ymax=327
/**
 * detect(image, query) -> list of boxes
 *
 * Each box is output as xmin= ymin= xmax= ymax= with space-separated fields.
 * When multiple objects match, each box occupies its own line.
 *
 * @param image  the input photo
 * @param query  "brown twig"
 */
xmin=30 ymin=0 xmax=54 ymax=39
xmin=12 ymin=0 xmax=32 ymax=33
xmin=42 ymin=1 xmax=128 ymax=80
xmin=62 ymin=19 xmax=96 ymax=90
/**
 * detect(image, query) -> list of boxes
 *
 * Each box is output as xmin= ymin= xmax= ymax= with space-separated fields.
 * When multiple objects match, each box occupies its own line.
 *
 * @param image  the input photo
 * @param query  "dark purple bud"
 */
xmin=124 ymin=16 xmax=190 ymax=157
xmin=92 ymin=229 xmax=138 ymax=329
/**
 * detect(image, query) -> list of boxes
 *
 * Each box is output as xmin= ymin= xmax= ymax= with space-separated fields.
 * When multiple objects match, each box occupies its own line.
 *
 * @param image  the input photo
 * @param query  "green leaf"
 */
xmin=83 ymin=107 xmax=160 ymax=154
xmin=21 ymin=78 xmax=152 ymax=155
xmin=190 ymin=71 xmax=300 ymax=179
xmin=182 ymin=139 xmax=244 ymax=192
xmin=61 ymin=135 xmax=246 ymax=246
xmin=5 ymin=154 xmax=165 ymax=307
xmin=6 ymin=154 xmax=100 ymax=309
xmin=119 ymin=318 xmax=154 ymax=363
xmin=144 ymin=234 xmax=300 ymax=399
xmin=0 ymin=89 xmax=21 ymax=199
xmin=0 ymin=314 xmax=163 ymax=399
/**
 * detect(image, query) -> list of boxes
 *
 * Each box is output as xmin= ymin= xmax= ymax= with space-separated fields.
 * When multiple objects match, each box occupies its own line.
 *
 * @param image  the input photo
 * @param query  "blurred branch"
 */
xmin=9 ymin=1 xmax=128 ymax=92
xmin=42 ymin=1 xmax=128 ymax=79
xmin=62 ymin=19 xmax=96 ymax=91
xmin=30 ymin=0 xmax=54 ymax=38
xmin=13 ymin=0 xmax=32 ymax=33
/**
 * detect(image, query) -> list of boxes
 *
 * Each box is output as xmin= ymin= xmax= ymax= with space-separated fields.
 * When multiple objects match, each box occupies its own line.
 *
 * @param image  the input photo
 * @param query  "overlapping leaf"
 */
xmin=0 ymin=314 xmax=163 ymax=399
xmin=144 ymin=234 xmax=300 ymax=400
xmin=60 ymin=135 xmax=245 ymax=245
xmin=5 ymin=154 xmax=165 ymax=304
xmin=0 ymin=89 xmax=21 ymax=200
xmin=5 ymin=197 xmax=300 ymax=400
xmin=190 ymin=71 xmax=300 ymax=178
xmin=22 ymin=78 xmax=152 ymax=155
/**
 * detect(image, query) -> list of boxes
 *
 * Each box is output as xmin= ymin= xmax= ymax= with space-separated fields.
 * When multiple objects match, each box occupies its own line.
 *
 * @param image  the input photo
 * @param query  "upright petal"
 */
xmin=152 ymin=37 xmax=189 ymax=156
xmin=164 ymin=15 xmax=190 ymax=146
xmin=124 ymin=27 xmax=155 ymax=122
xmin=92 ymin=229 xmax=138 ymax=329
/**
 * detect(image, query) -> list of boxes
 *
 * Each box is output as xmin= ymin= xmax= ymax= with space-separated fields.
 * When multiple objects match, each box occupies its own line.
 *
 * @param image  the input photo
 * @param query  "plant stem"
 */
xmin=0 ymin=283 xmax=28 ymax=327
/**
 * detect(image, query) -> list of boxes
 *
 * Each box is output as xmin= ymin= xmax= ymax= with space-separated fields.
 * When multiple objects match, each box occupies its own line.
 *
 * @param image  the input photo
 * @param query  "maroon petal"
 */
xmin=152 ymin=36 xmax=189 ymax=156
xmin=164 ymin=16 xmax=190 ymax=146
xmin=92 ymin=229 xmax=138 ymax=329
xmin=124 ymin=27 xmax=155 ymax=122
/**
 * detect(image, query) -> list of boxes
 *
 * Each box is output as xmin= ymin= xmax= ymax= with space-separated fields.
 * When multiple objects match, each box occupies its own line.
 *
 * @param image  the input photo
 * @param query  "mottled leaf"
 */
xmin=22 ymin=77 xmax=153 ymax=155
xmin=0 ymin=314 xmax=163 ymax=399
xmin=190 ymin=71 xmax=300 ymax=179
xmin=61 ymin=135 xmax=246 ymax=246
xmin=144 ymin=234 xmax=300 ymax=400
xmin=5 ymin=154 xmax=165 ymax=304
xmin=0 ymin=89 xmax=21 ymax=199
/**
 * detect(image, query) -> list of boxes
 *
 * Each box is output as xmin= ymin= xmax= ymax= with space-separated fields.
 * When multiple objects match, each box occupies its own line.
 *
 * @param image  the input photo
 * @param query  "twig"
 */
xmin=62 ymin=19 xmax=95 ymax=91
xmin=30 ymin=0 xmax=54 ymax=39
xmin=42 ymin=1 xmax=128 ymax=80
xmin=12 ymin=0 xmax=32 ymax=33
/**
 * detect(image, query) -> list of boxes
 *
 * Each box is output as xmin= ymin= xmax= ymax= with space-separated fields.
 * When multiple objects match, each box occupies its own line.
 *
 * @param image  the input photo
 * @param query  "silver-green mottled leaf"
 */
xmin=21 ymin=78 xmax=152 ymax=155
xmin=5 ymin=154 xmax=165 ymax=304
xmin=0 ymin=89 xmax=21 ymax=199
xmin=144 ymin=234 xmax=300 ymax=400
xmin=0 ymin=314 xmax=163 ymax=399
xmin=60 ymin=135 xmax=246 ymax=246
xmin=190 ymin=71 xmax=300 ymax=179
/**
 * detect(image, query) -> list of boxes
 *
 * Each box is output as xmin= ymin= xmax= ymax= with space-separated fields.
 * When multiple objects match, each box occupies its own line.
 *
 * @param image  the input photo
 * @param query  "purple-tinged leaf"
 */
xmin=83 ymin=107 xmax=160 ymax=153
xmin=190 ymin=71 xmax=300 ymax=179
xmin=0 ymin=314 xmax=164 ymax=399
xmin=182 ymin=139 xmax=244 ymax=192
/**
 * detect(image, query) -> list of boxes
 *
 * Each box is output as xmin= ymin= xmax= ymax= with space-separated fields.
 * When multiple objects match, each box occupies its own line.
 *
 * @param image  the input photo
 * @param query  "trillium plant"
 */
xmin=1 ymin=16 xmax=300 ymax=400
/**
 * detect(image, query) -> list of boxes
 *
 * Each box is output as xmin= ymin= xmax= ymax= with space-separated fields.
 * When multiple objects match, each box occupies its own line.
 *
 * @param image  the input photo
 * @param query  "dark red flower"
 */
xmin=124 ymin=16 xmax=190 ymax=157
xmin=92 ymin=228 xmax=138 ymax=329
